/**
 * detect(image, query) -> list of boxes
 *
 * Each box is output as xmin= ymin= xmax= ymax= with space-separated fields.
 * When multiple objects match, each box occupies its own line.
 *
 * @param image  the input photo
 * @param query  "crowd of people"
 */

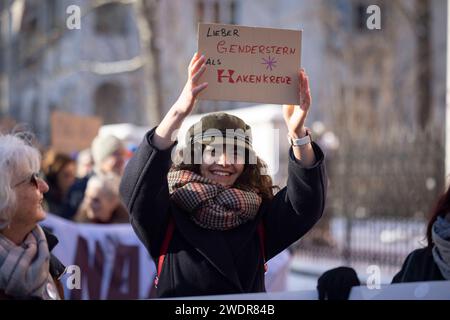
xmin=38 ymin=134 xmax=129 ymax=224
xmin=0 ymin=52 xmax=449 ymax=300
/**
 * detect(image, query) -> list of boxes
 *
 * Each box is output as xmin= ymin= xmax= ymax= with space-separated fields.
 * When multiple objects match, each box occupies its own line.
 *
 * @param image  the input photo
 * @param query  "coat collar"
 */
xmin=170 ymin=203 xmax=261 ymax=292
xmin=41 ymin=226 xmax=59 ymax=252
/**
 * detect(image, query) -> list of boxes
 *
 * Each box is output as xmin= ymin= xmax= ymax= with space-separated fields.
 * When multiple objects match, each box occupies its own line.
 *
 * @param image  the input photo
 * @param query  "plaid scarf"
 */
xmin=0 ymin=225 xmax=60 ymax=300
xmin=167 ymin=169 xmax=262 ymax=230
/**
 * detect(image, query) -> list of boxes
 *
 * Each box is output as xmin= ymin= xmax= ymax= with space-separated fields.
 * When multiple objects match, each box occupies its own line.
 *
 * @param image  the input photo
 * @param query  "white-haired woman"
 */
xmin=0 ymin=133 xmax=65 ymax=300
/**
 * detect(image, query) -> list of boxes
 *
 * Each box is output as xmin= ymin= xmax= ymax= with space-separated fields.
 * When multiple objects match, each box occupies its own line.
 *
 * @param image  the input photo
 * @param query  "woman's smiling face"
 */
xmin=199 ymin=144 xmax=245 ymax=187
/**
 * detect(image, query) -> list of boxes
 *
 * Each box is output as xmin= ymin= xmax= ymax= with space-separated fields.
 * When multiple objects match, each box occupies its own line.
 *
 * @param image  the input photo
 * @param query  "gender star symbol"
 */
xmin=261 ymin=56 xmax=277 ymax=71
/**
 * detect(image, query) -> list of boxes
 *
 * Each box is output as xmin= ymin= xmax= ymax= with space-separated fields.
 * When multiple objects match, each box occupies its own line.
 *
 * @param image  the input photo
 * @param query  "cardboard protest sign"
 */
xmin=197 ymin=23 xmax=302 ymax=105
xmin=0 ymin=116 xmax=16 ymax=134
xmin=51 ymin=111 xmax=102 ymax=155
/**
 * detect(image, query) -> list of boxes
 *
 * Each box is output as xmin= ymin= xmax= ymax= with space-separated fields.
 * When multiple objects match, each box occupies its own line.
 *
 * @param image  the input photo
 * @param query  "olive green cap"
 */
xmin=186 ymin=112 xmax=253 ymax=151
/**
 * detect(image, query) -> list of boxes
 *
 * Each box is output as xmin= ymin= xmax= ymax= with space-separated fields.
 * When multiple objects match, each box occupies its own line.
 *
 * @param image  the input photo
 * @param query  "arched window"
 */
xmin=196 ymin=0 xmax=237 ymax=24
xmin=95 ymin=3 xmax=128 ymax=35
xmin=94 ymin=82 xmax=123 ymax=124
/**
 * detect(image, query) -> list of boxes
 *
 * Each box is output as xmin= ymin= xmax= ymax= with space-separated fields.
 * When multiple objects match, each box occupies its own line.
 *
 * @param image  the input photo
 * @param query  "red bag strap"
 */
xmin=154 ymin=217 xmax=175 ymax=288
xmin=257 ymin=222 xmax=268 ymax=273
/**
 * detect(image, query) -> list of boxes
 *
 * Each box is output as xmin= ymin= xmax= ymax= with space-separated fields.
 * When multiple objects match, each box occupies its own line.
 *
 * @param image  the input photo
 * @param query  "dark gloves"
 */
xmin=317 ymin=266 xmax=361 ymax=300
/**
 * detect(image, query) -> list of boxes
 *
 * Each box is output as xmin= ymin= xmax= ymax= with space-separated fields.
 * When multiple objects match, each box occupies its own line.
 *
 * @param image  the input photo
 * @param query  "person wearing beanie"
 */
xmin=120 ymin=52 xmax=327 ymax=297
xmin=91 ymin=135 xmax=126 ymax=177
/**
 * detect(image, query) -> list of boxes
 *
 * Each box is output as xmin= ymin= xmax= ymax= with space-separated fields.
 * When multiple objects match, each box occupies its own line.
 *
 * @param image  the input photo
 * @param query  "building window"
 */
xmin=94 ymin=83 xmax=123 ymax=124
xmin=213 ymin=1 xmax=220 ymax=23
xmin=196 ymin=0 xmax=237 ymax=24
xmin=21 ymin=9 xmax=38 ymax=33
xmin=47 ymin=0 xmax=60 ymax=31
xmin=354 ymin=3 xmax=367 ymax=31
xmin=196 ymin=0 xmax=205 ymax=22
xmin=95 ymin=3 xmax=128 ymax=35
xmin=230 ymin=0 xmax=237 ymax=24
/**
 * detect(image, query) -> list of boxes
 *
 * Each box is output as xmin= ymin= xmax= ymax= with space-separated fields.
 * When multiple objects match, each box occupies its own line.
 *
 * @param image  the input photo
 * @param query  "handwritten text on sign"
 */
xmin=197 ymin=23 xmax=302 ymax=105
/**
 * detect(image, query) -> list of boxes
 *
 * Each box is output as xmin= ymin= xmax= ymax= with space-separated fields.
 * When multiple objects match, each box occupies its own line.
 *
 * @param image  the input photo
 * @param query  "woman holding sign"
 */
xmin=120 ymin=53 xmax=327 ymax=297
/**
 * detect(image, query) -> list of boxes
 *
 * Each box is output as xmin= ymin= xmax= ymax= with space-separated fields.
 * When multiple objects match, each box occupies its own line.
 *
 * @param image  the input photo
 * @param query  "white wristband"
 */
xmin=287 ymin=132 xmax=312 ymax=147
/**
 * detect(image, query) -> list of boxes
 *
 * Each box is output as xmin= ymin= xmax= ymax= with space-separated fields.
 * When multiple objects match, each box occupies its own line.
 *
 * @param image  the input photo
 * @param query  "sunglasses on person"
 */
xmin=13 ymin=172 xmax=42 ymax=189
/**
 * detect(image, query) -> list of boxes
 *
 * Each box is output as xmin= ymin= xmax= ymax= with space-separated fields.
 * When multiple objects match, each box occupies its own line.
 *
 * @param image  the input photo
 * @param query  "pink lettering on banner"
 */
xmin=217 ymin=69 xmax=235 ymax=83
xmin=216 ymin=69 xmax=292 ymax=85
xmin=71 ymin=236 xmax=104 ymax=300
xmin=107 ymin=244 xmax=140 ymax=299
xmin=215 ymin=40 xmax=296 ymax=56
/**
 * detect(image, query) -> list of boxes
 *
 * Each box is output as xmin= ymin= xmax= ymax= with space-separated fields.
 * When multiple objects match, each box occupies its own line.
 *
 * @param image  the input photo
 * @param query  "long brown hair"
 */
xmin=426 ymin=184 xmax=450 ymax=248
xmin=42 ymin=149 xmax=75 ymax=199
xmin=173 ymin=144 xmax=278 ymax=200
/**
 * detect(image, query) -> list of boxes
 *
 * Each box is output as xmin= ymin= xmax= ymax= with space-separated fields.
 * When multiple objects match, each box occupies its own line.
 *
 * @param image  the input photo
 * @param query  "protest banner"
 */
xmin=41 ymin=214 xmax=156 ymax=299
xmin=197 ymin=23 xmax=302 ymax=105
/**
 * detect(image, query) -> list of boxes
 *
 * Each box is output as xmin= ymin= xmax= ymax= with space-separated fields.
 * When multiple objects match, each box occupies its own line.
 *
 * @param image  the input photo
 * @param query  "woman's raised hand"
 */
xmin=154 ymin=53 xmax=208 ymax=150
xmin=282 ymin=68 xmax=311 ymax=138
xmin=174 ymin=52 xmax=208 ymax=116
xmin=282 ymin=68 xmax=316 ymax=165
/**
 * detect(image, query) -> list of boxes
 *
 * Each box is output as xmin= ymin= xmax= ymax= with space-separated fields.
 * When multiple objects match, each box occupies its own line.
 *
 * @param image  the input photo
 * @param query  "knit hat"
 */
xmin=91 ymin=135 xmax=124 ymax=165
xmin=186 ymin=112 xmax=254 ymax=152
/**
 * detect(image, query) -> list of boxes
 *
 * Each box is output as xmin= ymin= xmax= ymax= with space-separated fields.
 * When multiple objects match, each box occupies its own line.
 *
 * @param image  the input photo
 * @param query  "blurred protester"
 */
xmin=120 ymin=53 xmax=327 ymax=297
xmin=317 ymin=184 xmax=450 ymax=299
xmin=91 ymin=134 xmax=127 ymax=177
xmin=76 ymin=148 xmax=94 ymax=179
xmin=392 ymin=184 xmax=450 ymax=282
xmin=41 ymin=150 xmax=76 ymax=216
xmin=316 ymin=266 xmax=361 ymax=300
xmin=0 ymin=133 xmax=65 ymax=300
xmin=74 ymin=174 xmax=128 ymax=224
xmin=64 ymin=135 xmax=126 ymax=220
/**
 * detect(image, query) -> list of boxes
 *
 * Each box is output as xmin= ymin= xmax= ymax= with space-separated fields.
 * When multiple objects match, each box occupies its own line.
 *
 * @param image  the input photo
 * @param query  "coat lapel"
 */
xmin=41 ymin=226 xmax=59 ymax=251
xmin=231 ymin=202 xmax=266 ymax=258
xmin=171 ymin=204 xmax=244 ymax=292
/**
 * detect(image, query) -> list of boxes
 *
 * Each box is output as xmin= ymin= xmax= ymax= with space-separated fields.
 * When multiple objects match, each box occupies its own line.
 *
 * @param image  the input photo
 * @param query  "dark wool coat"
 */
xmin=392 ymin=247 xmax=445 ymax=283
xmin=120 ymin=128 xmax=327 ymax=298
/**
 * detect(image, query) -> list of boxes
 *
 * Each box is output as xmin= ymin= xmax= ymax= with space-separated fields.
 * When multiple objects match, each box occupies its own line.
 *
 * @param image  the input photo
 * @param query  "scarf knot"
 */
xmin=168 ymin=169 xmax=262 ymax=230
xmin=0 ymin=225 xmax=61 ymax=299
